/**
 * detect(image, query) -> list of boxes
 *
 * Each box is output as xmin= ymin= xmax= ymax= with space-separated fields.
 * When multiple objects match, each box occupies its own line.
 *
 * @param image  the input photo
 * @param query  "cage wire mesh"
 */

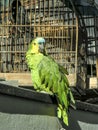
xmin=0 ymin=0 xmax=78 ymax=81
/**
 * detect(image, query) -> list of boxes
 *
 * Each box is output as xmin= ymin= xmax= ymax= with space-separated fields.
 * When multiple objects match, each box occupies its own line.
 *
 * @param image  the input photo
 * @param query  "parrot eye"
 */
xmin=33 ymin=43 xmax=36 ymax=45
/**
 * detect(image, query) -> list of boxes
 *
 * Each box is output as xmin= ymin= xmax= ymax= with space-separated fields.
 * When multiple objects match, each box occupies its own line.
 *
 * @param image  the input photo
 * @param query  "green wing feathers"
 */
xmin=38 ymin=56 xmax=75 ymax=125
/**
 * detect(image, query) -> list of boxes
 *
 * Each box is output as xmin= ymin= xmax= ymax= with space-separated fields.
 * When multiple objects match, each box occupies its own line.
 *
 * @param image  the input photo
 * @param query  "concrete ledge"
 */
xmin=0 ymin=73 xmax=32 ymax=86
xmin=0 ymin=113 xmax=63 ymax=130
xmin=89 ymin=77 xmax=98 ymax=88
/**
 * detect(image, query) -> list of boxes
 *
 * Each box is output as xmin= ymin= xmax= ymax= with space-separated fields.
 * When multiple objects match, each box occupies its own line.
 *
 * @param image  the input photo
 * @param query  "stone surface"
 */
xmin=0 ymin=113 xmax=63 ymax=130
xmin=0 ymin=80 xmax=18 ymax=87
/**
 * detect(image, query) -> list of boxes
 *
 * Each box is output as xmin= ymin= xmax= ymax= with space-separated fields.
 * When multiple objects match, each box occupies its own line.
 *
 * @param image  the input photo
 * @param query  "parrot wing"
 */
xmin=44 ymin=53 xmax=69 ymax=75
xmin=36 ymin=55 xmax=75 ymax=126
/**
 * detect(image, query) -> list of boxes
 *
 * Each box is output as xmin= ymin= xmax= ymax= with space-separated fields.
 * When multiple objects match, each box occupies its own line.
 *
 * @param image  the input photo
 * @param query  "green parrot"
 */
xmin=26 ymin=37 xmax=75 ymax=126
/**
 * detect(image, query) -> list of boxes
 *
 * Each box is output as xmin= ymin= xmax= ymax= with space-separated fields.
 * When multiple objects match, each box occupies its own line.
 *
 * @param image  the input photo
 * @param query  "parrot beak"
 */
xmin=39 ymin=43 xmax=45 ymax=53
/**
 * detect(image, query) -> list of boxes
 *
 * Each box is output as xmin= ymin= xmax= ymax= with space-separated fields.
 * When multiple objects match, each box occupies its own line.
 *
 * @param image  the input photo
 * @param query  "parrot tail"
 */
xmin=57 ymin=104 xmax=69 ymax=126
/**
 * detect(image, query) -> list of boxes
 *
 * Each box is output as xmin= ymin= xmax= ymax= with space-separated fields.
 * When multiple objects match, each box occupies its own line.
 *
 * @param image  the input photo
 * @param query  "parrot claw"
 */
xmin=40 ymin=91 xmax=53 ymax=95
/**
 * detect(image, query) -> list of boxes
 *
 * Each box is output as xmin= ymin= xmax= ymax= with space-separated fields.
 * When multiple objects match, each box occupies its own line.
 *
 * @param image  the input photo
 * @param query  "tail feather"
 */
xmin=68 ymin=89 xmax=76 ymax=109
xmin=57 ymin=105 xmax=69 ymax=126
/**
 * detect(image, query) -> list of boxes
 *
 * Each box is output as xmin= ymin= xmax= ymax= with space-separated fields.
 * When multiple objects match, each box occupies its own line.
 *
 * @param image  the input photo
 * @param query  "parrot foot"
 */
xmin=40 ymin=90 xmax=53 ymax=95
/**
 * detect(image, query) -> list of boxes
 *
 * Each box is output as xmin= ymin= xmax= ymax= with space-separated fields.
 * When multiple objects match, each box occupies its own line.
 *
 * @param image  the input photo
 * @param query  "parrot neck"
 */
xmin=31 ymin=51 xmax=42 ymax=55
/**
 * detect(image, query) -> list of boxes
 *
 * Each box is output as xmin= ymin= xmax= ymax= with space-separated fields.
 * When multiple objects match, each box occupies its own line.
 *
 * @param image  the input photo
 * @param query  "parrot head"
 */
xmin=30 ymin=37 xmax=45 ymax=54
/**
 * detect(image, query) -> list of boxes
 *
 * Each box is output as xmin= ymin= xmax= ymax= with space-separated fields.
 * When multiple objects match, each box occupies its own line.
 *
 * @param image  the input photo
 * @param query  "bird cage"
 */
xmin=0 ymin=0 xmax=87 ymax=87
